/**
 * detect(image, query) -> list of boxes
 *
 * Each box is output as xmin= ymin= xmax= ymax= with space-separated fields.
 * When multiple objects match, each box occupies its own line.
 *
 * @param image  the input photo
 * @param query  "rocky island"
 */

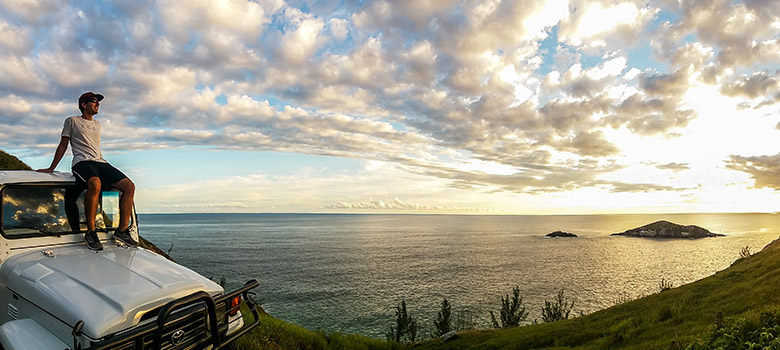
xmin=611 ymin=220 xmax=723 ymax=238
xmin=545 ymin=231 xmax=578 ymax=238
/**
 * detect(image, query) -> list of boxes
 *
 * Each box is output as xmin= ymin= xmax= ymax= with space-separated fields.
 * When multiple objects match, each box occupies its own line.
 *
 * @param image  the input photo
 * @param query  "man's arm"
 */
xmin=37 ymin=136 xmax=70 ymax=173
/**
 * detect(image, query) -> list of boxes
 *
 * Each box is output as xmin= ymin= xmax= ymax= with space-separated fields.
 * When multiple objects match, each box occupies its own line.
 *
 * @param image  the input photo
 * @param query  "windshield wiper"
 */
xmin=56 ymin=227 xmax=118 ymax=234
xmin=12 ymin=226 xmax=63 ymax=237
xmin=9 ymin=226 xmax=120 ymax=237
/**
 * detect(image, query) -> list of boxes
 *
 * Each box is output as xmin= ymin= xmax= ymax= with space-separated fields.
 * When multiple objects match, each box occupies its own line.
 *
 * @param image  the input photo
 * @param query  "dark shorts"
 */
xmin=72 ymin=161 xmax=128 ymax=190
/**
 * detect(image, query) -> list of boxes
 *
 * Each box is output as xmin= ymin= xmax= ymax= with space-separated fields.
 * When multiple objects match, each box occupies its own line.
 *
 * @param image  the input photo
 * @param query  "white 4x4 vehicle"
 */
xmin=0 ymin=170 xmax=260 ymax=349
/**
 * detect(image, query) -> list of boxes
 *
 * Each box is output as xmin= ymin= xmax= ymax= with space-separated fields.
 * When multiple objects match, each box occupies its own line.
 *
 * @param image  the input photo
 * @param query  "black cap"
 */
xmin=78 ymin=92 xmax=104 ymax=106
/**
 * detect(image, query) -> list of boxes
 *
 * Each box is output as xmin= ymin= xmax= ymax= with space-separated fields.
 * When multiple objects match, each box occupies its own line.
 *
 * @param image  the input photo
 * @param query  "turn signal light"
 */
xmin=229 ymin=296 xmax=241 ymax=316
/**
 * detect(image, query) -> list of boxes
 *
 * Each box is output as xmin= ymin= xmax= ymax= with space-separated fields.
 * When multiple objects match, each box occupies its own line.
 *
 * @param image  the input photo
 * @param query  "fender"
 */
xmin=0 ymin=319 xmax=70 ymax=350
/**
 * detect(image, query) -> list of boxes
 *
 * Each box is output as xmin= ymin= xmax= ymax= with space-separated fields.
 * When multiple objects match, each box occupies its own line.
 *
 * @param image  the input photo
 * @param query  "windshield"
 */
xmin=1 ymin=185 xmax=122 ymax=238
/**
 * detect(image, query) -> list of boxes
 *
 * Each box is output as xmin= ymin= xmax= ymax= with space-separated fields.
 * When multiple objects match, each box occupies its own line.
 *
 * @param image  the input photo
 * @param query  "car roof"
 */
xmin=0 ymin=170 xmax=75 ymax=185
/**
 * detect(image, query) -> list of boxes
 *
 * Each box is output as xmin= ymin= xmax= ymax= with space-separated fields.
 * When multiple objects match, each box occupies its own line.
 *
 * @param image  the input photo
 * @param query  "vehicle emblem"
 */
xmin=171 ymin=329 xmax=185 ymax=346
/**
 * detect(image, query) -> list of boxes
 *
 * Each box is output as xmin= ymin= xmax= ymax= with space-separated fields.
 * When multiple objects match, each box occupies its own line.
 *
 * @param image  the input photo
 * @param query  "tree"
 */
xmin=408 ymin=313 xmax=418 ymax=342
xmin=387 ymin=300 xmax=419 ymax=343
xmin=541 ymin=289 xmax=575 ymax=323
xmin=490 ymin=286 xmax=528 ymax=329
xmin=433 ymin=298 xmax=452 ymax=336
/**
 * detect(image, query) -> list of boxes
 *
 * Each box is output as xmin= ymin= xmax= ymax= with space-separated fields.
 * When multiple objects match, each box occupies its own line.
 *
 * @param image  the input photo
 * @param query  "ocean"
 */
xmin=137 ymin=213 xmax=780 ymax=339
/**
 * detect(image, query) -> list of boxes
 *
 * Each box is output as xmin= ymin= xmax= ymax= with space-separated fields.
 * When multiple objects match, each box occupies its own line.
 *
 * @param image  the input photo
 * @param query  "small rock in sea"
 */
xmin=545 ymin=231 xmax=578 ymax=238
xmin=441 ymin=330 xmax=458 ymax=341
xmin=611 ymin=220 xmax=724 ymax=238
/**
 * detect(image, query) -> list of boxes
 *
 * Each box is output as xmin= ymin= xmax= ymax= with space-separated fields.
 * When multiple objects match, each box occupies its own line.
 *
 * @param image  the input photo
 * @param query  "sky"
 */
xmin=1 ymin=0 xmax=780 ymax=214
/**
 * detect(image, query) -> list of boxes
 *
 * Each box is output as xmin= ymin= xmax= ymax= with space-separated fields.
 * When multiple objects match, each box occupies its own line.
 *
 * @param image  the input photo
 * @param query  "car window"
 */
xmin=1 ymin=185 xmax=121 ymax=238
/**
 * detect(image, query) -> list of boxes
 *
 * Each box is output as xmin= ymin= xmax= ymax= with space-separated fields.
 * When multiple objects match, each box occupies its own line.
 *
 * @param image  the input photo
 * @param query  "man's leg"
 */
xmin=111 ymin=178 xmax=135 ymax=231
xmin=85 ymin=177 xmax=101 ymax=232
xmin=83 ymin=176 xmax=104 ymax=251
xmin=64 ymin=186 xmax=83 ymax=232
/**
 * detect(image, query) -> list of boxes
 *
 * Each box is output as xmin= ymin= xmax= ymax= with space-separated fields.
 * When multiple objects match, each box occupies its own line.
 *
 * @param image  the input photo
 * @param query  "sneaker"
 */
xmin=84 ymin=231 xmax=103 ymax=251
xmin=113 ymin=229 xmax=139 ymax=247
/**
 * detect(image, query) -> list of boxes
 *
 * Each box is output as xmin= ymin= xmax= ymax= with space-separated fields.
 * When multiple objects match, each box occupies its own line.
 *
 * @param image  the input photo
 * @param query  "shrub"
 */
xmin=659 ymin=278 xmax=674 ymax=293
xmin=611 ymin=292 xmax=635 ymax=307
xmin=740 ymin=246 xmax=752 ymax=259
xmin=433 ymin=298 xmax=452 ymax=336
xmin=490 ymin=286 xmax=528 ymax=329
xmin=387 ymin=300 xmax=419 ymax=343
xmin=686 ymin=309 xmax=780 ymax=349
xmin=541 ymin=289 xmax=575 ymax=323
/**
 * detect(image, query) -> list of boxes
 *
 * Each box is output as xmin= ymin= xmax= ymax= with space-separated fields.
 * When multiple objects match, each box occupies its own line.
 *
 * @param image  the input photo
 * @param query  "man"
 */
xmin=38 ymin=92 xmax=138 ymax=251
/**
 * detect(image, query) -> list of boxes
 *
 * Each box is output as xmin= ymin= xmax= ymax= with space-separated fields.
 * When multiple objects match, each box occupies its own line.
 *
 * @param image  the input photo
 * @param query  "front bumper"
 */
xmin=76 ymin=279 xmax=261 ymax=350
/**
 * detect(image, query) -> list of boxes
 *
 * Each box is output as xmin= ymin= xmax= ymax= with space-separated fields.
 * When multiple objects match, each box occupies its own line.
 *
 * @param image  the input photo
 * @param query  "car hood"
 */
xmin=0 ymin=245 xmax=223 ymax=338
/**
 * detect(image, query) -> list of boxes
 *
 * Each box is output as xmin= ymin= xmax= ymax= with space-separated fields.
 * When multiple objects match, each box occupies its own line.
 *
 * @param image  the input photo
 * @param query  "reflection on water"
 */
xmin=139 ymin=213 xmax=780 ymax=338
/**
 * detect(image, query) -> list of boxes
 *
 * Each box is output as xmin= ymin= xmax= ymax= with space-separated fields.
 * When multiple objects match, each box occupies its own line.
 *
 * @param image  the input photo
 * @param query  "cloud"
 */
xmin=0 ymin=55 xmax=49 ymax=94
xmin=277 ymin=9 xmax=326 ymax=65
xmin=325 ymin=196 xmax=487 ymax=212
xmin=683 ymin=0 xmax=778 ymax=49
xmin=2 ymin=0 xmax=779 ymax=212
xmin=727 ymin=153 xmax=780 ymax=190
xmin=568 ymin=130 xmax=620 ymax=157
xmin=352 ymin=0 xmax=456 ymax=33
xmin=401 ymin=40 xmax=438 ymax=84
xmin=38 ymin=49 xmax=110 ymax=87
xmin=453 ymin=0 xmax=568 ymax=52
xmin=396 ymin=155 xmax=629 ymax=195
xmin=603 ymin=181 xmax=684 ymax=193
xmin=328 ymin=18 xmax=349 ymax=40
xmin=656 ymin=0 xmax=780 ymax=84
xmin=639 ymin=70 xmax=690 ymax=97
xmin=558 ymin=1 xmax=658 ymax=50
xmin=720 ymin=71 xmax=780 ymax=100
xmin=610 ymin=93 xmax=696 ymax=135
xmin=0 ymin=94 xmax=33 ymax=114
xmin=135 ymin=160 xmax=494 ymax=213
xmin=0 ymin=20 xmax=32 ymax=55
xmin=0 ymin=0 xmax=63 ymax=24
xmin=158 ymin=0 xmax=277 ymax=43
xmin=655 ymin=162 xmax=690 ymax=171
xmin=667 ymin=42 xmax=714 ymax=69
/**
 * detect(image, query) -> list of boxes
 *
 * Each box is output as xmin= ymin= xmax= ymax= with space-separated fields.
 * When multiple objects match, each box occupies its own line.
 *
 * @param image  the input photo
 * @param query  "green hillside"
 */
xmin=413 ymin=237 xmax=780 ymax=349
xmin=233 ymin=236 xmax=780 ymax=349
xmin=0 ymin=150 xmax=31 ymax=170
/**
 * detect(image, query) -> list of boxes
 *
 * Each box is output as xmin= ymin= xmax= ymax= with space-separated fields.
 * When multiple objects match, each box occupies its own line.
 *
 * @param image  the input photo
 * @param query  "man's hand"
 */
xmin=36 ymin=168 xmax=54 ymax=173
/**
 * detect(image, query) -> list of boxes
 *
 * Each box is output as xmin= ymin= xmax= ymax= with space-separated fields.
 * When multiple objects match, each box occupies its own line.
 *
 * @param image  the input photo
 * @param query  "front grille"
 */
xmin=140 ymin=303 xmax=211 ymax=350
xmin=113 ymin=342 xmax=135 ymax=350
xmin=215 ymin=301 xmax=227 ymax=329
xmin=7 ymin=304 xmax=17 ymax=320
xmin=84 ymin=283 xmax=260 ymax=350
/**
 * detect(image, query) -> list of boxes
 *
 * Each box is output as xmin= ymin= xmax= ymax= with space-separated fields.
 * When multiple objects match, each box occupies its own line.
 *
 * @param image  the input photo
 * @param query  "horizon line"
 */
xmin=136 ymin=211 xmax=779 ymax=216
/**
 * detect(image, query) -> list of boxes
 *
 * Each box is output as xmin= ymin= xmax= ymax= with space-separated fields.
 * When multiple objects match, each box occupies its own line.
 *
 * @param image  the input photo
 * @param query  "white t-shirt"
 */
xmin=61 ymin=116 xmax=107 ymax=166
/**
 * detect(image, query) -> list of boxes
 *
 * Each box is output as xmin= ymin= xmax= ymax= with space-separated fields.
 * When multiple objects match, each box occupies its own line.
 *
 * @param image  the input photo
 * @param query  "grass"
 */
xmin=232 ymin=306 xmax=403 ymax=350
xmin=686 ymin=307 xmax=780 ymax=349
xmin=0 ymin=150 xmax=31 ymax=170
xmin=231 ymin=235 xmax=780 ymax=349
